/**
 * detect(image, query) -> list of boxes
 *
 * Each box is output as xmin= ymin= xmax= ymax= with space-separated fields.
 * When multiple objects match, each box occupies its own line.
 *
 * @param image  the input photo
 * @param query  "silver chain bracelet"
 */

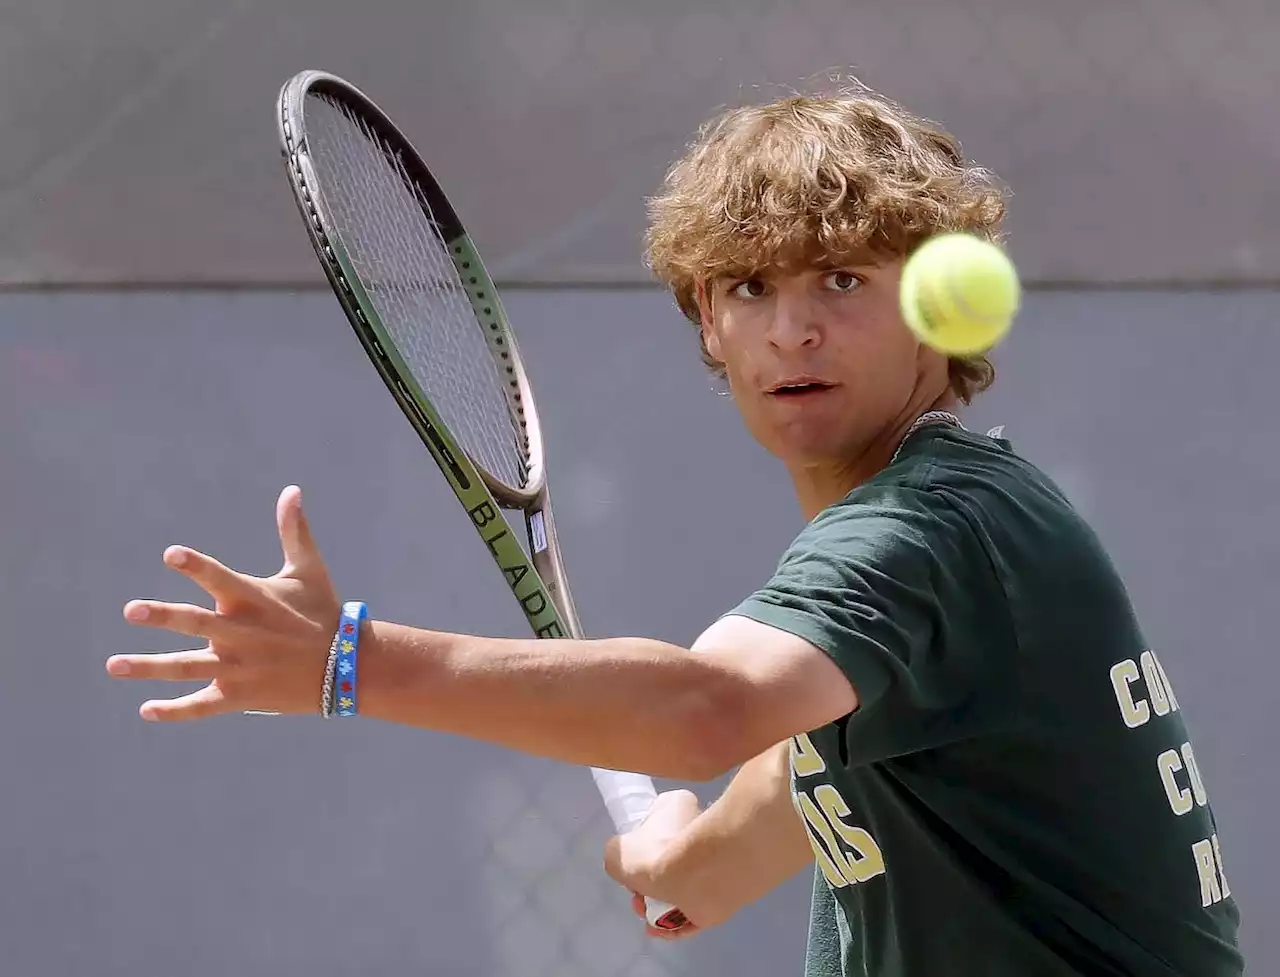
xmin=319 ymin=627 xmax=342 ymax=717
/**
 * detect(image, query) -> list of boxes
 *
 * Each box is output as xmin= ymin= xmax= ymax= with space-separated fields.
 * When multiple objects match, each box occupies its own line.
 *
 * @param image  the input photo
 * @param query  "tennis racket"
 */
xmin=275 ymin=69 xmax=688 ymax=933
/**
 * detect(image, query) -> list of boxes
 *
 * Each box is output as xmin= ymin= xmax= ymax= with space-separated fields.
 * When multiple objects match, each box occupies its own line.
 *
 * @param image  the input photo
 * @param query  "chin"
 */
xmin=762 ymin=429 xmax=861 ymax=467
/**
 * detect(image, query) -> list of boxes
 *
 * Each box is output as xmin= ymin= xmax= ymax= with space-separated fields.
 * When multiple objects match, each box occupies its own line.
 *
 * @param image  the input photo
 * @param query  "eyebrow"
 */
xmin=812 ymin=255 xmax=883 ymax=271
xmin=711 ymin=255 xmax=884 ymax=284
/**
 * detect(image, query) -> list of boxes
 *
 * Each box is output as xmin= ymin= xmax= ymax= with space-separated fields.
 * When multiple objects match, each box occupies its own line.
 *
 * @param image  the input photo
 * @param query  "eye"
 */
xmin=823 ymin=270 xmax=862 ymax=292
xmin=729 ymin=278 xmax=768 ymax=300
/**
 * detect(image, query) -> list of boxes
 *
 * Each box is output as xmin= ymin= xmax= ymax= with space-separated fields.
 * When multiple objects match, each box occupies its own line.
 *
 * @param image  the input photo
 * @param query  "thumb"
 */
xmin=650 ymin=788 xmax=702 ymax=821
xmin=603 ymin=831 xmax=652 ymax=890
xmin=276 ymin=485 xmax=322 ymax=575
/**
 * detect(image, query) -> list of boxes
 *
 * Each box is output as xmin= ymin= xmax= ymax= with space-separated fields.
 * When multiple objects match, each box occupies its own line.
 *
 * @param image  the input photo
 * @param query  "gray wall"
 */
xmin=2 ymin=0 xmax=1278 ymax=287
xmin=0 ymin=286 xmax=1273 ymax=974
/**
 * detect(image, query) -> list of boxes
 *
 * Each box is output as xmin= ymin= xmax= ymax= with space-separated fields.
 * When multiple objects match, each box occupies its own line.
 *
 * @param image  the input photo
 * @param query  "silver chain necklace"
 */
xmin=889 ymin=409 xmax=964 ymax=465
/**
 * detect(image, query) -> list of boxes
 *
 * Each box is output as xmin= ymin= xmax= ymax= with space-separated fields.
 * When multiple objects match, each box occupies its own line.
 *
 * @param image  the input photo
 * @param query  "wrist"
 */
xmin=342 ymin=617 xmax=434 ymax=726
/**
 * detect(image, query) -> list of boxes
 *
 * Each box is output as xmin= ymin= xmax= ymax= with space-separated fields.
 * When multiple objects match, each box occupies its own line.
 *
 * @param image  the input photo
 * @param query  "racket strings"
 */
xmin=304 ymin=94 xmax=530 ymax=490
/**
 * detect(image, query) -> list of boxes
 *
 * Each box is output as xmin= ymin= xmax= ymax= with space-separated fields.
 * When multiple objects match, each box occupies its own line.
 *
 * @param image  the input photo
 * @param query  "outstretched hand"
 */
xmin=106 ymin=485 xmax=341 ymax=721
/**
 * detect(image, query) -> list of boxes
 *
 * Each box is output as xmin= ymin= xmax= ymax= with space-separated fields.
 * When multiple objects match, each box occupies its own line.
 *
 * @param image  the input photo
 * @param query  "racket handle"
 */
xmin=590 ymin=768 xmax=691 ymax=932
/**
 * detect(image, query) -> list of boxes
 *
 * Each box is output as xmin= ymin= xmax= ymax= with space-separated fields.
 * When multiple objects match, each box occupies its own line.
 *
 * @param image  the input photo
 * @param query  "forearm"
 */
xmin=657 ymin=742 xmax=813 ymax=918
xmin=358 ymin=620 xmax=749 ymax=780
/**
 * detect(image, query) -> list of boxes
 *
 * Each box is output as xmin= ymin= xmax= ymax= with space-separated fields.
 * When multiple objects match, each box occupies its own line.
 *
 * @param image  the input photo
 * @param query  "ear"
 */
xmin=695 ymin=281 xmax=724 ymax=364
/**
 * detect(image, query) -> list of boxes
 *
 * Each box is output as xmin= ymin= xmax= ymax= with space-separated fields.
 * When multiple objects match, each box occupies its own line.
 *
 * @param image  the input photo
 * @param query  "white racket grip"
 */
xmin=592 ymin=768 xmax=689 ymax=932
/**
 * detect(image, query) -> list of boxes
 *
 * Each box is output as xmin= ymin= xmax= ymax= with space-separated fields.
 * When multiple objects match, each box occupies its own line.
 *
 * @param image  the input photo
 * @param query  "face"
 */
xmin=699 ymin=259 xmax=939 ymax=469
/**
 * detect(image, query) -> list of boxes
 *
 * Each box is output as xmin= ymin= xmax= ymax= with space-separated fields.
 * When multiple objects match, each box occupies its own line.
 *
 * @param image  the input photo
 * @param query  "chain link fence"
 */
xmin=474 ymin=759 xmax=696 ymax=977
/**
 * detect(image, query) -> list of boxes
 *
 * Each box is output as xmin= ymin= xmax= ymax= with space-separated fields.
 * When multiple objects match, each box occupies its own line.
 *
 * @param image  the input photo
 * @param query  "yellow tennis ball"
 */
xmin=899 ymin=233 xmax=1021 ymax=355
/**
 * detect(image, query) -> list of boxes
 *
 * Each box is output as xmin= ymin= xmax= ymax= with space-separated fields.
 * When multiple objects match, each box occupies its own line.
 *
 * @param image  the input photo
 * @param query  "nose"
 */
xmin=767 ymin=287 xmax=822 ymax=351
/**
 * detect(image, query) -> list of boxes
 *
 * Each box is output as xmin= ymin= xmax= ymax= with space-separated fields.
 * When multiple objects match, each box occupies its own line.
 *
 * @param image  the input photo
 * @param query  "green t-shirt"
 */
xmin=731 ymin=424 xmax=1243 ymax=977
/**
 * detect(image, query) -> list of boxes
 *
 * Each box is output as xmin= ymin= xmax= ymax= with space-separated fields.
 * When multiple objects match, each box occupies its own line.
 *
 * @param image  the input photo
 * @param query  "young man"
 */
xmin=108 ymin=82 xmax=1244 ymax=975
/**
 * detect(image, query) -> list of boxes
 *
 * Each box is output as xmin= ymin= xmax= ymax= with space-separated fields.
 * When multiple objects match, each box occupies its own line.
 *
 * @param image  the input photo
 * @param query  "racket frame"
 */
xmin=278 ymin=70 xmax=581 ymax=639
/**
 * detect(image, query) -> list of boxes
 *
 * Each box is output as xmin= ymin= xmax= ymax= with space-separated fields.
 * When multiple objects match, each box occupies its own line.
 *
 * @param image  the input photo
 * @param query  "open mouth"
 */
xmin=769 ymin=381 xmax=835 ymax=398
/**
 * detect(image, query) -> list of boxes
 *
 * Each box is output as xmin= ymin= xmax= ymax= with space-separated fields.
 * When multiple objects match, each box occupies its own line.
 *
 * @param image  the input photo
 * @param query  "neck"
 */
xmin=789 ymin=390 xmax=959 ymax=520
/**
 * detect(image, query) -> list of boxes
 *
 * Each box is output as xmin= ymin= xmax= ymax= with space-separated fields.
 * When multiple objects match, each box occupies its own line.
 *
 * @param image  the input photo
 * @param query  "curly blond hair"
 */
xmin=644 ymin=79 xmax=1009 ymax=403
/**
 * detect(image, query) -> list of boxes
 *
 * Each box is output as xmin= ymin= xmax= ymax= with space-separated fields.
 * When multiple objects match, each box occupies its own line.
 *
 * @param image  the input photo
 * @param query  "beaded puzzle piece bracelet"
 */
xmin=322 ymin=601 xmax=368 ymax=718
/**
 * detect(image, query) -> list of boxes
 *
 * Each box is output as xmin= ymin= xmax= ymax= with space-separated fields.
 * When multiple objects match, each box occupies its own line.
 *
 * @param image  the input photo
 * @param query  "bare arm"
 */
xmin=605 ymin=740 xmax=813 ymax=930
xmin=109 ymin=490 xmax=858 ymax=783
xmin=358 ymin=614 xmax=855 ymax=781
xmin=663 ymin=741 xmax=814 ymax=910
xmin=359 ymin=623 xmax=741 ymax=779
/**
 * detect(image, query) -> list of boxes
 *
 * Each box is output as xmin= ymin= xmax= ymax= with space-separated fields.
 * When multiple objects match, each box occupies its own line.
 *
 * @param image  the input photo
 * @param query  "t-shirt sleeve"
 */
xmin=728 ymin=488 xmax=1016 ymax=765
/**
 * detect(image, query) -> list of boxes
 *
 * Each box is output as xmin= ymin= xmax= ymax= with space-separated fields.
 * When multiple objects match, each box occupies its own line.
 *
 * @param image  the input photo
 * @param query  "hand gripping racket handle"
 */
xmin=592 ymin=768 xmax=691 ymax=932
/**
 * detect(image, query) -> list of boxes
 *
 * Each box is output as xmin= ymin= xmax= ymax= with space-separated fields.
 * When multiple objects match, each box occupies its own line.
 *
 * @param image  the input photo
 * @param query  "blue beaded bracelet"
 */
xmin=333 ymin=601 xmax=368 ymax=717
